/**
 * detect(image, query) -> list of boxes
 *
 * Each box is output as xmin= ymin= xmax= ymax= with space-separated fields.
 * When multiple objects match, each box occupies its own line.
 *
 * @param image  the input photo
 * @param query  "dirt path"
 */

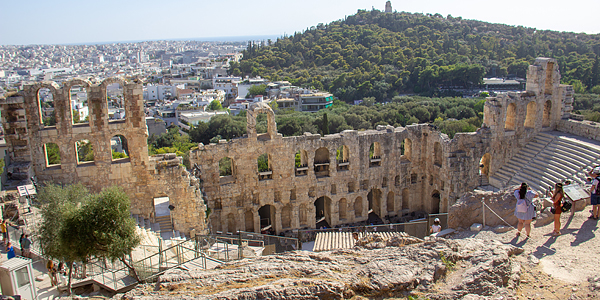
xmin=449 ymin=206 xmax=600 ymax=299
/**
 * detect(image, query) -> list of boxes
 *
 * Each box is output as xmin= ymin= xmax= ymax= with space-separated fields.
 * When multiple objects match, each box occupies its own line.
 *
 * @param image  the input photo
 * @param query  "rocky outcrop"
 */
xmin=118 ymin=237 xmax=523 ymax=300
xmin=449 ymin=185 xmax=536 ymax=229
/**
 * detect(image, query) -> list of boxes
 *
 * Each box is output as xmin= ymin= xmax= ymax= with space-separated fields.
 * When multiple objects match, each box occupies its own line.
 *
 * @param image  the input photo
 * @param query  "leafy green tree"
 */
xmin=247 ymin=84 xmax=267 ymax=97
xmin=207 ymin=100 xmax=223 ymax=111
xmin=37 ymin=184 xmax=140 ymax=294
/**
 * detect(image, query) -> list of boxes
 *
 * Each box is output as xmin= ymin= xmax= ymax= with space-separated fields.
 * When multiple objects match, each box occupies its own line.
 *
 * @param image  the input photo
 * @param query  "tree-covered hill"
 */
xmin=229 ymin=9 xmax=600 ymax=101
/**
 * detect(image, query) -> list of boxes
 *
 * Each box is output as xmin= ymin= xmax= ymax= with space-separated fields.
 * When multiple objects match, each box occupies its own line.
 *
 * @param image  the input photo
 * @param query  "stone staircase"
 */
xmin=489 ymin=131 xmax=600 ymax=193
xmin=132 ymin=214 xmax=184 ymax=242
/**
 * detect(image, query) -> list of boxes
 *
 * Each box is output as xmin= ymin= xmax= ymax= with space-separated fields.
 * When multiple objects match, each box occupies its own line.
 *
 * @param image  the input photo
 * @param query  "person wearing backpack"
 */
xmin=514 ymin=182 xmax=538 ymax=239
xmin=590 ymin=168 xmax=600 ymax=220
xmin=551 ymin=183 xmax=564 ymax=236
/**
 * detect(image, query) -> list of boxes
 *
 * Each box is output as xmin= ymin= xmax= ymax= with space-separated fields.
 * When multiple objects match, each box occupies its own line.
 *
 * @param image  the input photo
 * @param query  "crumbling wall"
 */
xmin=0 ymin=79 xmax=207 ymax=235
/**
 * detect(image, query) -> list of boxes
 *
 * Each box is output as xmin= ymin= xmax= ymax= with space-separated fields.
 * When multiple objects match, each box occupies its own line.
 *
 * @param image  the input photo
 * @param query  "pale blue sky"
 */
xmin=1 ymin=0 xmax=598 ymax=45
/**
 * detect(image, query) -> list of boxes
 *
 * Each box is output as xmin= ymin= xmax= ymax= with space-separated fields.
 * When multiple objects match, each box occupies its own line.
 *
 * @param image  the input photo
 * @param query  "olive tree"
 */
xmin=37 ymin=184 xmax=140 ymax=294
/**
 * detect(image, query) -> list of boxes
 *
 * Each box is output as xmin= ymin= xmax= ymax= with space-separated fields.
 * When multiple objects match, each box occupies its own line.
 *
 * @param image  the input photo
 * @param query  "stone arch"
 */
xmin=257 ymin=153 xmax=272 ymax=180
xmin=402 ymin=138 xmax=412 ymax=161
xmin=479 ymin=153 xmax=491 ymax=177
xmin=44 ymin=142 xmax=61 ymax=167
xmin=295 ymin=149 xmax=308 ymax=176
xmin=339 ymin=198 xmax=348 ymax=220
xmin=37 ymin=87 xmax=57 ymax=126
xmin=354 ymin=196 xmax=363 ymax=218
xmin=433 ymin=142 xmax=442 ymax=167
xmin=431 ymin=190 xmax=441 ymax=214
xmin=219 ymin=157 xmax=234 ymax=177
xmin=281 ymin=204 xmax=292 ymax=229
xmin=314 ymin=147 xmax=330 ymax=177
xmin=542 ymin=100 xmax=552 ymax=127
xmin=402 ymin=188 xmax=409 ymax=210
xmin=106 ymin=82 xmax=125 ymax=121
xmin=258 ymin=204 xmax=276 ymax=234
xmin=387 ymin=191 xmax=395 ymax=212
xmin=524 ymin=101 xmax=536 ymax=128
xmin=369 ymin=142 xmax=382 ymax=167
xmin=247 ymin=102 xmax=277 ymax=140
xmin=245 ymin=210 xmax=254 ymax=232
xmin=111 ymin=135 xmax=129 ymax=161
xmin=367 ymin=188 xmax=382 ymax=217
xmin=336 ymin=144 xmax=350 ymax=171
xmin=505 ymin=103 xmax=516 ymax=131
xmin=394 ymin=175 xmax=401 ymax=186
xmin=75 ymin=139 xmax=94 ymax=164
xmin=226 ymin=213 xmax=236 ymax=233
xmin=314 ymin=196 xmax=332 ymax=228
xmin=65 ymin=79 xmax=92 ymax=125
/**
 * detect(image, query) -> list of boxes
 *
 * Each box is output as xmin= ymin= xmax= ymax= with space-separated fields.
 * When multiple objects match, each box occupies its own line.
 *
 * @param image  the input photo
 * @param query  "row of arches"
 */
xmin=505 ymin=100 xmax=552 ymax=131
xmin=217 ymin=138 xmax=421 ymax=180
xmin=35 ymin=79 xmax=127 ymax=128
xmin=43 ymin=135 xmax=129 ymax=167
xmin=216 ymin=188 xmax=443 ymax=233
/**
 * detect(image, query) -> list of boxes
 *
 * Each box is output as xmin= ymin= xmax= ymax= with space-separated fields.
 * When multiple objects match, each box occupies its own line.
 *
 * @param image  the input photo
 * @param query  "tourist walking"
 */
xmin=6 ymin=241 xmax=15 ymax=259
xmin=551 ymin=183 xmax=564 ymax=236
xmin=46 ymin=260 xmax=58 ymax=286
xmin=514 ymin=182 xmax=538 ymax=239
xmin=591 ymin=167 xmax=600 ymax=220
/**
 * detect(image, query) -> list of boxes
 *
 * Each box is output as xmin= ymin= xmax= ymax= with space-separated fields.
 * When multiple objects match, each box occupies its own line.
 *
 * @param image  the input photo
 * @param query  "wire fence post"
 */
xmin=482 ymin=197 xmax=486 ymax=228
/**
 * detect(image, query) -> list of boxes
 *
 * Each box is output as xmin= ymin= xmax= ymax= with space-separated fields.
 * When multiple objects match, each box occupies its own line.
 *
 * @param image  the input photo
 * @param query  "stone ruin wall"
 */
xmin=0 ymin=57 xmax=573 ymax=235
xmin=0 ymin=79 xmax=207 ymax=235
xmin=190 ymin=57 xmax=572 ymax=234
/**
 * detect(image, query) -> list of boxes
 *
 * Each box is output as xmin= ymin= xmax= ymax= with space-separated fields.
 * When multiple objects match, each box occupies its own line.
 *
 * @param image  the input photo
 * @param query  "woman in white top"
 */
xmin=430 ymin=218 xmax=442 ymax=235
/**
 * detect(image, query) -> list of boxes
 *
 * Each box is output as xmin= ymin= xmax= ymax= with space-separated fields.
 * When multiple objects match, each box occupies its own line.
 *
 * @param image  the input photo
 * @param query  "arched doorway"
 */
xmin=258 ymin=205 xmax=276 ymax=234
xmin=387 ymin=191 xmax=395 ymax=213
xmin=354 ymin=197 xmax=363 ymax=218
xmin=431 ymin=191 xmax=441 ymax=214
xmin=314 ymin=196 xmax=331 ymax=228
xmin=339 ymin=198 xmax=348 ymax=221
xmin=367 ymin=188 xmax=383 ymax=224
xmin=402 ymin=188 xmax=410 ymax=211
xmin=479 ymin=153 xmax=491 ymax=186
xmin=281 ymin=205 xmax=292 ymax=229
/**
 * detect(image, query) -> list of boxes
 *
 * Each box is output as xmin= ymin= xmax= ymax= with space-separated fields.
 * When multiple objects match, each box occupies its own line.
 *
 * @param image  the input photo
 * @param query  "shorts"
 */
xmin=592 ymin=194 xmax=600 ymax=206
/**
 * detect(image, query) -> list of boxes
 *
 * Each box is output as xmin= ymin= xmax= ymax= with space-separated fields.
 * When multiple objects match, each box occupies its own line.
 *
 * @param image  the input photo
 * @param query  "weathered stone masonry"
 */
xmin=189 ymin=58 xmax=573 ymax=234
xmin=0 ymin=78 xmax=207 ymax=235
xmin=0 ymin=57 xmax=577 ymax=235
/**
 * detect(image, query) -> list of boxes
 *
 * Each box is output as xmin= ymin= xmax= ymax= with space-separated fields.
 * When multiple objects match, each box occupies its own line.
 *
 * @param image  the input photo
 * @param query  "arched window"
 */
xmin=433 ymin=142 xmax=442 ymax=167
xmin=336 ymin=145 xmax=349 ymax=171
xmin=38 ymin=88 xmax=55 ymax=126
xmin=525 ymin=101 xmax=536 ymax=128
xmin=394 ymin=175 xmax=401 ymax=187
xmin=402 ymin=138 xmax=412 ymax=161
xmin=44 ymin=143 xmax=61 ymax=167
xmin=295 ymin=150 xmax=308 ymax=176
xmin=245 ymin=211 xmax=254 ymax=232
xmin=107 ymin=83 xmax=125 ymax=121
xmin=76 ymin=140 xmax=94 ymax=164
xmin=505 ymin=103 xmax=516 ymax=131
xmin=70 ymin=85 xmax=89 ymax=125
xmin=369 ymin=142 xmax=382 ymax=167
xmin=258 ymin=153 xmax=272 ymax=180
xmin=219 ymin=157 xmax=233 ymax=176
xmin=111 ymin=135 xmax=129 ymax=161
xmin=314 ymin=147 xmax=330 ymax=177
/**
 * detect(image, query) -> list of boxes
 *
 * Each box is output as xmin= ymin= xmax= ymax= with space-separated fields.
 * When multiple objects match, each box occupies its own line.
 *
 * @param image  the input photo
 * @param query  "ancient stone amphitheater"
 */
xmin=2 ymin=57 xmax=599 ymax=236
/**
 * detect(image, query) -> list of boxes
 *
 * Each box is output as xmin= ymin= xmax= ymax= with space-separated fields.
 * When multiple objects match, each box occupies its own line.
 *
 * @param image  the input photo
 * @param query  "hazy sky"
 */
xmin=1 ymin=0 xmax=598 ymax=45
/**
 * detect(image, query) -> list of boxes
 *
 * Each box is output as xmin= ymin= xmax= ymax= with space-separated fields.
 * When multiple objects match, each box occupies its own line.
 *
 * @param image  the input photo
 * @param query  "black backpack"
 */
xmin=561 ymin=200 xmax=572 ymax=213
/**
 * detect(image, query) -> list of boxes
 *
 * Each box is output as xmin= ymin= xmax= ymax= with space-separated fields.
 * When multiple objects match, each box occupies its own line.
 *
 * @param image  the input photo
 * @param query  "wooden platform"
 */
xmin=312 ymin=231 xmax=408 ymax=252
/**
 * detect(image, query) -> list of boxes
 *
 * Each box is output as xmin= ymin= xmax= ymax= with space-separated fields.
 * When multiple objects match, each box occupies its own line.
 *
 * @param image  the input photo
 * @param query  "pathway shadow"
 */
xmin=531 ymin=235 xmax=558 ymax=259
xmin=571 ymin=218 xmax=598 ymax=247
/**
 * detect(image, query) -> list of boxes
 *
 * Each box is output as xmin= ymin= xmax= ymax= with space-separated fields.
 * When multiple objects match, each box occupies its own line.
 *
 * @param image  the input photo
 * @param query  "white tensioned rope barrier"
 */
xmin=481 ymin=199 xmax=557 ymax=253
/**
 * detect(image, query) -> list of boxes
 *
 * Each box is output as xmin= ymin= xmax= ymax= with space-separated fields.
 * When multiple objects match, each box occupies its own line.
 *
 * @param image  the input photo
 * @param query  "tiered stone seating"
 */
xmin=490 ymin=131 xmax=600 ymax=193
